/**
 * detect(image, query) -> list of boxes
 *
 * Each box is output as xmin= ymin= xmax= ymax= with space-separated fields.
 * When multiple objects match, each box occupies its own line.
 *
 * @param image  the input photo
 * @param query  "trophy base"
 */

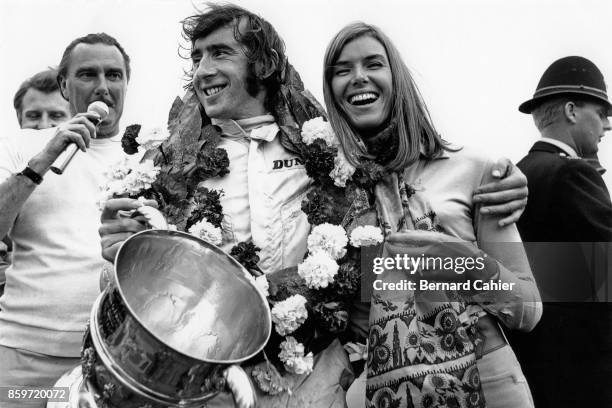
xmin=48 ymin=365 xmax=211 ymax=408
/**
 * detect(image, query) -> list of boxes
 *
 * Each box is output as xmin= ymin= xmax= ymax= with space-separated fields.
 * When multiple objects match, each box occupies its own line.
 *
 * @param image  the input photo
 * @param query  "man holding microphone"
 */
xmin=0 ymin=33 xmax=128 ymax=407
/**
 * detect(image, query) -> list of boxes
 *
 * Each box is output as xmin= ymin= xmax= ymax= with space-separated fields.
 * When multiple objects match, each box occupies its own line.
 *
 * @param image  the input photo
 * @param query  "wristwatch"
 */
xmin=17 ymin=167 xmax=43 ymax=185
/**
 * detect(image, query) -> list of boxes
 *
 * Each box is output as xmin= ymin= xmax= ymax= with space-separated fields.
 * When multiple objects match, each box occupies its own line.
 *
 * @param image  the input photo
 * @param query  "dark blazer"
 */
xmin=507 ymin=141 xmax=612 ymax=407
xmin=517 ymin=141 xmax=612 ymax=243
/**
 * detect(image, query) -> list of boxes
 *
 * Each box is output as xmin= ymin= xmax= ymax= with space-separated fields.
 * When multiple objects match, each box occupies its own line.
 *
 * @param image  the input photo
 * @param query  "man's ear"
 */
xmin=58 ymin=76 xmax=69 ymax=101
xmin=255 ymin=49 xmax=279 ymax=80
xmin=564 ymin=101 xmax=578 ymax=124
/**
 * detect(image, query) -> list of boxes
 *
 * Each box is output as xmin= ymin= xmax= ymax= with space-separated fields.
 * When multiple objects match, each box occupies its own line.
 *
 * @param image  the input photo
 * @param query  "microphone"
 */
xmin=50 ymin=101 xmax=110 ymax=175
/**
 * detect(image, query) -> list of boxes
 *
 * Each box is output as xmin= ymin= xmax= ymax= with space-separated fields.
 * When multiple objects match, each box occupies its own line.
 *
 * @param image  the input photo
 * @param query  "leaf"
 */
xmin=160 ymin=89 xmax=203 ymax=167
xmin=167 ymin=96 xmax=184 ymax=135
xmin=144 ymin=88 xmax=232 ymax=226
xmin=279 ymin=62 xmax=304 ymax=90
xmin=301 ymin=90 xmax=328 ymax=120
xmin=277 ymin=126 xmax=303 ymax=157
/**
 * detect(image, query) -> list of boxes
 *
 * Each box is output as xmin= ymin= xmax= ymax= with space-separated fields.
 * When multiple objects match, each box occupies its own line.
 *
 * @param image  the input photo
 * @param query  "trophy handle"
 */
xmin=224 ymin=365 xmax=257 ymax=408
xmin=46 ymin=367 xmax=98 ymax=408
xmin=131 ymin=205 xmax=169 ymax=230
xmin=76 ymin=379 xmax=98 ymax=408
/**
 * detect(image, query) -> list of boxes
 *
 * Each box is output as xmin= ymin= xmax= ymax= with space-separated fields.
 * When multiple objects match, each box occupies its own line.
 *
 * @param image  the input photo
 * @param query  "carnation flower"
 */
xmin=301 ymin=188 xmax=342 ymax=225
xmin=188 ymin=219 xmax=223 ymax=246
xmin=271 ymin=294 xmax=308 ymax=336
xmin=329 ymin=149 xmax=356 ymax=187
xmin=98 ymin=158 xmax=160 ymax=208
xmin=120 ymin=160 xmax=160 ymax=196
xmin=301 ymin=117 xmax=338 ymax=147
xmin=254 ymin=275 xmax=269 ymax=298
xmin=136 ymin=125 xmax=170 ymax=150
xmin=230 ymin=241 xmax=261 ymax=271
xmin=97 ymin=180 xmax=123 ymax=209
xmin=278 ymin=337 xmax=314 ymax=375
xmin=104 ymin=156 xmax=132 ymax=180
xmin=297 ymin=251 xmax=339 ymax=289
xmin=350 ymin=225 xmax=384 ymax=247
xmin=328 ymin=259 xmax=361 ymax=298
xmin=121 ymin=124 xmax=141 ymax=155
xmin=186 ymin=188 xmax=224 ymax=230
xmin=303 ymin=139 xmax=337 ymax=182
xmin=194 ymin=147 xmax=230 ymax=180
xmin=307 ymin=223 xmax=348 ymax=260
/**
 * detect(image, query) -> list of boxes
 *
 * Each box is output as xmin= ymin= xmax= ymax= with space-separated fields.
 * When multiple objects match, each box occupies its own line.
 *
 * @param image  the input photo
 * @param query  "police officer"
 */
xmin=510 ymin=56 xmax=612 ymax=407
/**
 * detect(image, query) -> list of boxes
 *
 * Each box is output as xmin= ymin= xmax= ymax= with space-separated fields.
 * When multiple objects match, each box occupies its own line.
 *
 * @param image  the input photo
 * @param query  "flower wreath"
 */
xmin=100 ymin=62 xmax=386 ymax=395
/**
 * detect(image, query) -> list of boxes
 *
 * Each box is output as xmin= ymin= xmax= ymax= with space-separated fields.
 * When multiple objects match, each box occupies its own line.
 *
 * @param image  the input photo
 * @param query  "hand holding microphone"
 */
xmin=50 ymin=101 xmax=110 ymax=175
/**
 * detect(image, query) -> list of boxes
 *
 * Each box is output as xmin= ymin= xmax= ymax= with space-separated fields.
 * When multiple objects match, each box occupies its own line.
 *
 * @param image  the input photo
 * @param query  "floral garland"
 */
xmin=99 ymin=69 xmax=386 ymax=394
xmin=253 ymin=119 xmax=384 ymax=390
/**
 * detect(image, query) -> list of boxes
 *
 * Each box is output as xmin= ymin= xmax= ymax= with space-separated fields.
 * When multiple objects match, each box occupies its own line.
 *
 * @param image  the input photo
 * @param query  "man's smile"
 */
xmin=203 ymin=84 xmax=227 ymax=97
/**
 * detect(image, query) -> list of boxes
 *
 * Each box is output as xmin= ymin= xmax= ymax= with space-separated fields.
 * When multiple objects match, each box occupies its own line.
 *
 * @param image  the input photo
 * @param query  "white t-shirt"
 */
xmin=0 ymin=128 xmax=125 ymax=357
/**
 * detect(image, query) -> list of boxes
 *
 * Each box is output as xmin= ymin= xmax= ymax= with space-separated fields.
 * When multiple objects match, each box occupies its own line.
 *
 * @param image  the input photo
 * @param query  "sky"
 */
xmin=2 ymin=0 xmax=612 ymax=185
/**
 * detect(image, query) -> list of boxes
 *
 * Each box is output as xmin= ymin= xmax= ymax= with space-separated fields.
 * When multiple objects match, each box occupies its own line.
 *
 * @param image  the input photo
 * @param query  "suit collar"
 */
xmin=528 ymin=141 xmax=607 ymax=174
xmin=538 ymin=138 xmax=578 ymax=157
xmin=530 ymin=140 xmax=569 ymax=156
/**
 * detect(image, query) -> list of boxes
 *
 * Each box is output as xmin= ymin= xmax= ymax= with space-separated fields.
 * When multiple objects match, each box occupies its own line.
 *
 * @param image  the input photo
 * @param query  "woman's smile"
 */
xmin=331 ymin=35 xmax=393 ymax=135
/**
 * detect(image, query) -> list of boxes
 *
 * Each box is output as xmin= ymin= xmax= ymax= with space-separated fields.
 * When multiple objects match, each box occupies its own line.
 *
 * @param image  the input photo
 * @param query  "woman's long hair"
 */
xmin=323 ymin=22 xmax=451 ymax=171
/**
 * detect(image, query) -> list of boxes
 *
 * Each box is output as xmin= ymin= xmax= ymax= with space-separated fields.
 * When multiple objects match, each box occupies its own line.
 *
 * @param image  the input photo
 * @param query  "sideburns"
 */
xmin=246 ymin=64 xmax=262 ymax=98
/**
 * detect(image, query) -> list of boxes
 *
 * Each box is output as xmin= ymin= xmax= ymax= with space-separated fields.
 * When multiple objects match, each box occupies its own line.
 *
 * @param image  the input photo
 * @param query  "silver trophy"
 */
xmin=50 ymin=215 xmax=271 ymax=408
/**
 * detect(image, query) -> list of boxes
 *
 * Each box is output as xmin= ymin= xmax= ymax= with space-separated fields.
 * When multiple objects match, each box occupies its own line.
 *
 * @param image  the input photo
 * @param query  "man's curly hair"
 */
xmin=182 ymin=3 xmax=287 ymax=112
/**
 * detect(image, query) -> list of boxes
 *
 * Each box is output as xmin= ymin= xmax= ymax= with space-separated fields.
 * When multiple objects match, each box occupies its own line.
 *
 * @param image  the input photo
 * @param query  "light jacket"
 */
xmin=204 ymin=116 xmax=312 ymax=274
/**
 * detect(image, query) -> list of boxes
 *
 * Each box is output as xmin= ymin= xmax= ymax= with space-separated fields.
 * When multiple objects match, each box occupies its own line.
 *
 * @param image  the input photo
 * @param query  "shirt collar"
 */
xmin=539 ymin=137 xmax=578 ymax=158
xmin=212 ymin=115 xmax=276 ymax=141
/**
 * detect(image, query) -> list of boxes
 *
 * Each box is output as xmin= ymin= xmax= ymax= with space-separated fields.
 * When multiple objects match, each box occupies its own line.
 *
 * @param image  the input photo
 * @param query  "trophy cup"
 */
xmin=50 ymin=221 xmax=271 ymax=408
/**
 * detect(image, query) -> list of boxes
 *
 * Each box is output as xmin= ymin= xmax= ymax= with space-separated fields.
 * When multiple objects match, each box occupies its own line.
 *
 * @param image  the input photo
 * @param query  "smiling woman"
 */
xmin=331 ymin=36 xmax=393 ymax=137
xmin=323 ymin=22 xmax=541 ymax=408
xmin=324 ymin=23 xmax=446 ymax=173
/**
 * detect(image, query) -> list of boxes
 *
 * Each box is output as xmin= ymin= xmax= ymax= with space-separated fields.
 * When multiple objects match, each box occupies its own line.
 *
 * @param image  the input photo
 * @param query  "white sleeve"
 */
xmin=0 ymin=136 xmax=25 ymax=183
xmin=0 ymin=128 xmax=55 ymax=183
